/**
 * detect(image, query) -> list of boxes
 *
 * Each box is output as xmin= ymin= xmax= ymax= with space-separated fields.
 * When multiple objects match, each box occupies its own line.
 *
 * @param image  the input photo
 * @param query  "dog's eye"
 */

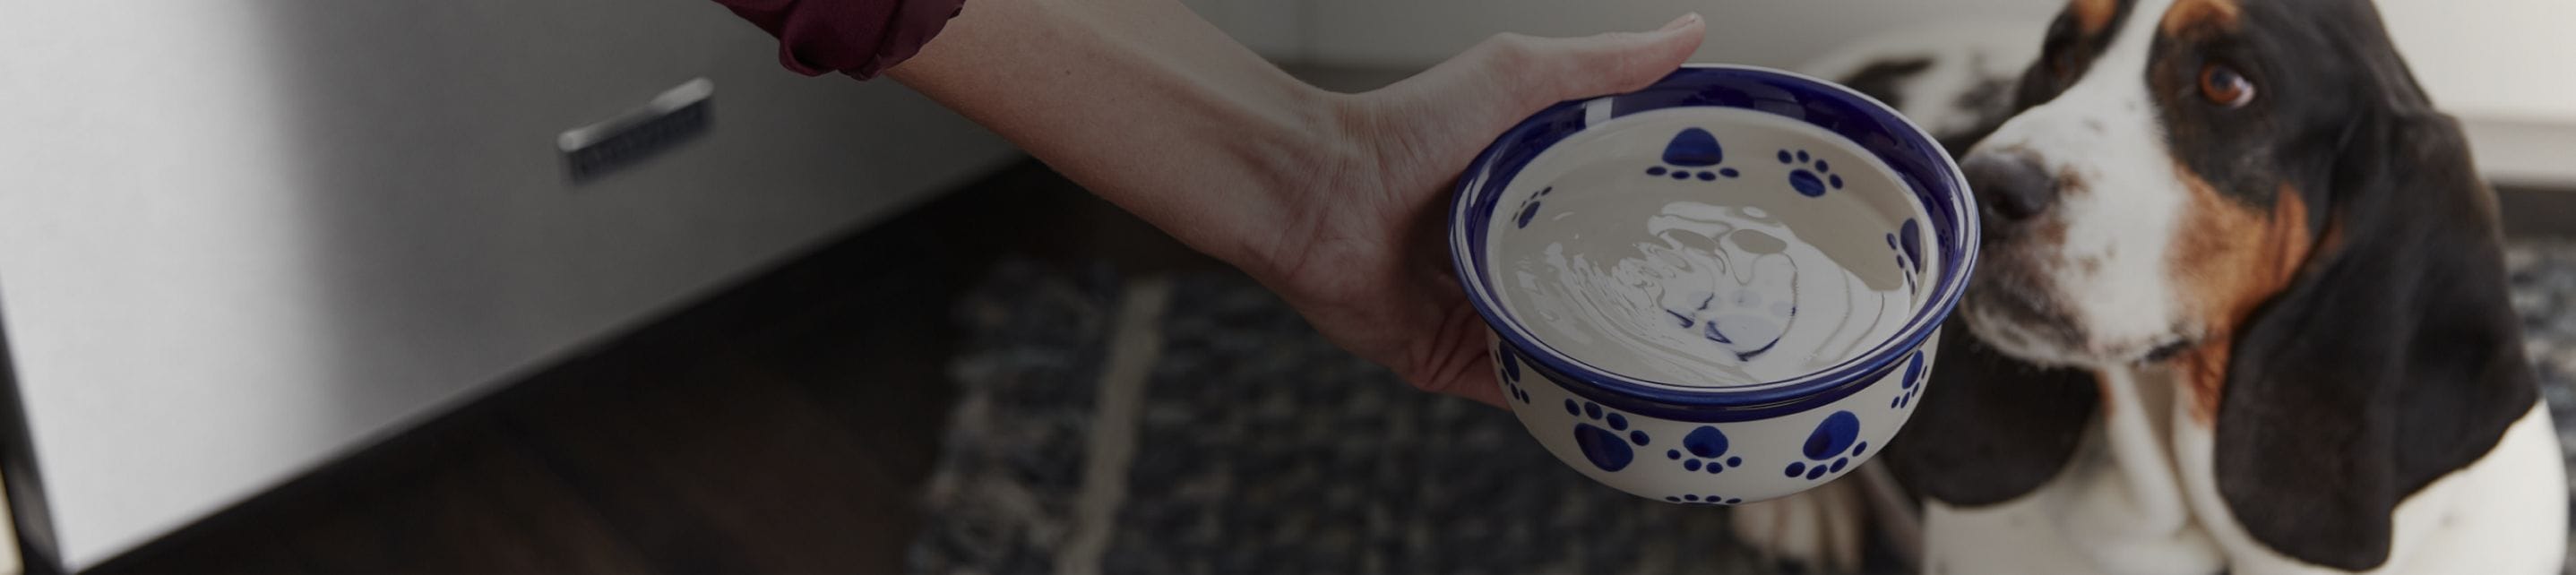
xmin=2199 ymin=64 xmax=2255 ymax=107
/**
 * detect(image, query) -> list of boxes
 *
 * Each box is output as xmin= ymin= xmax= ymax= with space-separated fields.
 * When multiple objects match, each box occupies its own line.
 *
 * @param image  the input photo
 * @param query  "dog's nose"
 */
xmin=1963 ymin=154 xmax=2057 ymax=224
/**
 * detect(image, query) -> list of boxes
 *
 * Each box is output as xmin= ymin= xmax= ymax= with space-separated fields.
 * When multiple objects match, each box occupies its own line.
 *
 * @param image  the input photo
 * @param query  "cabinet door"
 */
xmin=0 ymin=1 xmax=1012 ymax=568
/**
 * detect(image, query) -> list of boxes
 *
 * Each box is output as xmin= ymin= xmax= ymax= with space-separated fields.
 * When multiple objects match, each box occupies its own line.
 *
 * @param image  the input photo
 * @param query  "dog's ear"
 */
xmin=2212 ymin=106 xmax=2538 ymax=571
xmin=1882 ymin=324 xmax=2099 ymax=505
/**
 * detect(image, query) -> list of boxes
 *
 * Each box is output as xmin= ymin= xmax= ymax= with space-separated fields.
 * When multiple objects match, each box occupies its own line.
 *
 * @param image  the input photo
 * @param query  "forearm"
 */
xmin=888 ymin=0 xmax=1340 ymax=270
xmin=868 ymin=4 xmax=1702 ymax=404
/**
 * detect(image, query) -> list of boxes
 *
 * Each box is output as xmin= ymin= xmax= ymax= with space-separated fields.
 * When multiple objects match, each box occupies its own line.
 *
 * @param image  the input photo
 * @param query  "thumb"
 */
xmin=1520 ymin=13 xmax=1708 ymax=103
xmin=1409 ymin=13 xmax=1706 ymax=134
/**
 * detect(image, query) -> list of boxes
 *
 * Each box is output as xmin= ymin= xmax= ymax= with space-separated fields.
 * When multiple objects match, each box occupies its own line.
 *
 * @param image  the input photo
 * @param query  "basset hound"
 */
xmin=1738 ymin=0 xmax=2566 ymax=572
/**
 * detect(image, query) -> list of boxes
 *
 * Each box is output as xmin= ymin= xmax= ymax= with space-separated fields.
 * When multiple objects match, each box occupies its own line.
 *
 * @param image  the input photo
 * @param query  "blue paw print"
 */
xmin=1884 ymin=218 xmax=1923 ymax=294
xmin=1778 ymin=149 xmax=1844 ymax=197
xmin=1647 ymin=128 xmax=1741 ymax=181
xmin=1664 ymin=425 xmax=1745 ymax=475
xmin=1890 ymin=349 xmax=1926 ymax=409
xmin=1512 ymin=186 xmax=1555 ymax=228
xmin=1566 ymin=399 xmax=1651 ymax=472
xmin=1783 ymin=410 xmax=1865 ymax=481
xmin=1495 ymin=342 xmax=1531 ymax=404
xmin=1665 ymin=493 xmax=1745 ymax=505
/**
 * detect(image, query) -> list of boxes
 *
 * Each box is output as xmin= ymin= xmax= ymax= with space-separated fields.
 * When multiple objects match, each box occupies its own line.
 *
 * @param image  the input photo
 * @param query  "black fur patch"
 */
xmin=1882 ymin=325 xmax=2098 ymax=506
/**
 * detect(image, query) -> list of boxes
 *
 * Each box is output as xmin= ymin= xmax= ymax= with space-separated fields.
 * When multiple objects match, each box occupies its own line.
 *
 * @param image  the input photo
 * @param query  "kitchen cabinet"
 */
xmin=0 ymin=1 xmax=1013 ymax=568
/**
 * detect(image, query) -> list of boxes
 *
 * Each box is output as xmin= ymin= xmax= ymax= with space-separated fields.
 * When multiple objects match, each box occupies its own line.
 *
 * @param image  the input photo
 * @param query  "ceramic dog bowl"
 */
xmin=1448 ymin=64 xmax=1977 ymax=504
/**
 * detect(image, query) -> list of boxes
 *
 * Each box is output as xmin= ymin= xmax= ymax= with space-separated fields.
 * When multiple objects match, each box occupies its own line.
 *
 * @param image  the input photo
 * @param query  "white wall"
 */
xmin=1198 ymin=0 xmax=2576 ymax=185
xmin=2375 ymin=0 xmax=2576 ymax=124
xmin=1185 ymin=0 xmax=1311 ymax=61
xmin=1305 ymin=0 xmax=2057 ymax=71
xmin=2373 ymin=0 xmax=2576 ymax=185
xmin=0 ymin=0 xmax=1012 ymax=568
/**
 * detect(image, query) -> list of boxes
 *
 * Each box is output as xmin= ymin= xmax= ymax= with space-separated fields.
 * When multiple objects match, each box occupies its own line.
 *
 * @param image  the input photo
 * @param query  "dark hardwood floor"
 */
xmin=90 ymin=159 xmax=1215 ymax=573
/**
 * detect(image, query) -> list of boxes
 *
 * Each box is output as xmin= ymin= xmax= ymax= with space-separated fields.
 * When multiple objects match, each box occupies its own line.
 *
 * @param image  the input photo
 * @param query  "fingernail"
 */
xmin=1658 ymin=13 xmax=1702 ymax=32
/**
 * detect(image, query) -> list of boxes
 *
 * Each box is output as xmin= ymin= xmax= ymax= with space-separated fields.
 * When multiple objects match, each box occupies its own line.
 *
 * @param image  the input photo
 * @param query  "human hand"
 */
xmin=1245 ymin=14 xmax=1707 ymax=408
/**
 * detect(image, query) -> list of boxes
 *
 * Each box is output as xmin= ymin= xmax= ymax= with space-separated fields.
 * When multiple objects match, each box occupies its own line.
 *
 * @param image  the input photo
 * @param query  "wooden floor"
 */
xmin=89 ymin=159 xmax=1215 ymax=573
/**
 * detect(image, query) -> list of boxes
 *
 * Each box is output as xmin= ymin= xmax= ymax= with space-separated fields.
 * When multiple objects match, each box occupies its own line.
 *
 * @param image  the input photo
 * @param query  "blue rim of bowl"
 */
xmin=1447 ymin=64 xmax=1979 ymax=423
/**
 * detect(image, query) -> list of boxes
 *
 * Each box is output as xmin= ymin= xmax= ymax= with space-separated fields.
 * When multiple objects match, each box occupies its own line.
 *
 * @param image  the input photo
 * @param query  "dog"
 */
xmin=1736 ymin=0 xmax=2567 ymax=572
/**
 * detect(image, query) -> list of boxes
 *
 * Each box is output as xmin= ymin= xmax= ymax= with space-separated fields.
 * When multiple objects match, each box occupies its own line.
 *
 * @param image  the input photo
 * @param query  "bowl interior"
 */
xmin=1450 ymin=65 xmax=1977 ymax=419
xmin=1480 ymin=107 xmax=1935 ymax=389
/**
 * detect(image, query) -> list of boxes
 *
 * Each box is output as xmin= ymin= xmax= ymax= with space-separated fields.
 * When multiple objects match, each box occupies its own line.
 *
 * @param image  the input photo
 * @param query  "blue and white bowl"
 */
xmin=1448 ymin=64 xmax=1978 ymax=504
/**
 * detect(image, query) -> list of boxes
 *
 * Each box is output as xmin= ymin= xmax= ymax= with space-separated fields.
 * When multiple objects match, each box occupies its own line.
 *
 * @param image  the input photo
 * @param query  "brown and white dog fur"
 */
xmin=1743 ymin=0 xmax=2566 ymax=572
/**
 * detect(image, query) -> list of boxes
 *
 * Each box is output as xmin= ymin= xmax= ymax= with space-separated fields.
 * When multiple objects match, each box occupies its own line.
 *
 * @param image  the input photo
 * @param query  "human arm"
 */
xmin=718 ymin=0 xmax=1707 ymax=406
xmin=887 ymin=1 xmax=1704 ymax=407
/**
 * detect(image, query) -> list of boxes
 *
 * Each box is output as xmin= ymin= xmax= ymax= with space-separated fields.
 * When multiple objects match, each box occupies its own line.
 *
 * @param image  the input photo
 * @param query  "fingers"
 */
xmin=1474 ymin=14 xmax=1709 ymax=100
xmin=1440 ymin=365 xmax=1509 ymax=408
xmin=1425 ymin=300 xmax=1511 ymax=408
xmin=1452 ymin=371 xmax=1504 ymax=407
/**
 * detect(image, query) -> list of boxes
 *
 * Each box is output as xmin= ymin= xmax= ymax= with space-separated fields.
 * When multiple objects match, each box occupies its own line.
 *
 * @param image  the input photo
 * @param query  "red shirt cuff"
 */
xmin=714 ymin=0 xmax=965 ymax=80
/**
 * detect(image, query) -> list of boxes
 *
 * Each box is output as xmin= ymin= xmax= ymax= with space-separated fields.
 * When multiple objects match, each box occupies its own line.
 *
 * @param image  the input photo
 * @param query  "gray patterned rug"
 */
xmin=909 ymin=242 xmax=2576 ymax=574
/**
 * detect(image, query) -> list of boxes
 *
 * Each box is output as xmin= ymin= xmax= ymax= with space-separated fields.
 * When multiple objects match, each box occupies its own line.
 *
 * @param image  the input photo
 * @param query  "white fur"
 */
xmin=1962 ymin=0 xmax=2192 ymax=365
xmin=1925 ymin=363 xmax=2566 ymax=574
xmin=1730 ymin=462 xmax=1922 ymax=571
xmin=1732 ymin=474 xmax=1870 ymax=571
xmin=2172 ymin=395 xmax=2568 ymax=574
xmin=1795 ymin=21 xmax=2045 ymax=139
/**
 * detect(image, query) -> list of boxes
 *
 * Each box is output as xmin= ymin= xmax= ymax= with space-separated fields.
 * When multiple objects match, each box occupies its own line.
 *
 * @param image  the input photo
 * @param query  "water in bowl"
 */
xmin=1487 ymin=107 xmax=1934 ymax=388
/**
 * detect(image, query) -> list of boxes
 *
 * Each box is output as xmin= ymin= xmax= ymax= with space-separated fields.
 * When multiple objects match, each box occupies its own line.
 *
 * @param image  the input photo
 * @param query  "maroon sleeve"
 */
xmin=713 ymin=0 xmax=966 ymax=80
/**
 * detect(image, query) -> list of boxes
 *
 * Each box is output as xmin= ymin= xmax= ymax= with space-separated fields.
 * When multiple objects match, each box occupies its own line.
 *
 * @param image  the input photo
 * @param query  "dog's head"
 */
xmin=1960 ymin=0 xmax=2417 ymax=367
xmin=1886 ymin=0 xmax=2538 ymax=569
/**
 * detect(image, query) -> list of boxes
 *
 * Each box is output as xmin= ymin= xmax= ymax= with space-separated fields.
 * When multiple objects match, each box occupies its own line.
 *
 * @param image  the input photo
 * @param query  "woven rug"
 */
xmin=909 ymin=243 xmax=2576 ymax=574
